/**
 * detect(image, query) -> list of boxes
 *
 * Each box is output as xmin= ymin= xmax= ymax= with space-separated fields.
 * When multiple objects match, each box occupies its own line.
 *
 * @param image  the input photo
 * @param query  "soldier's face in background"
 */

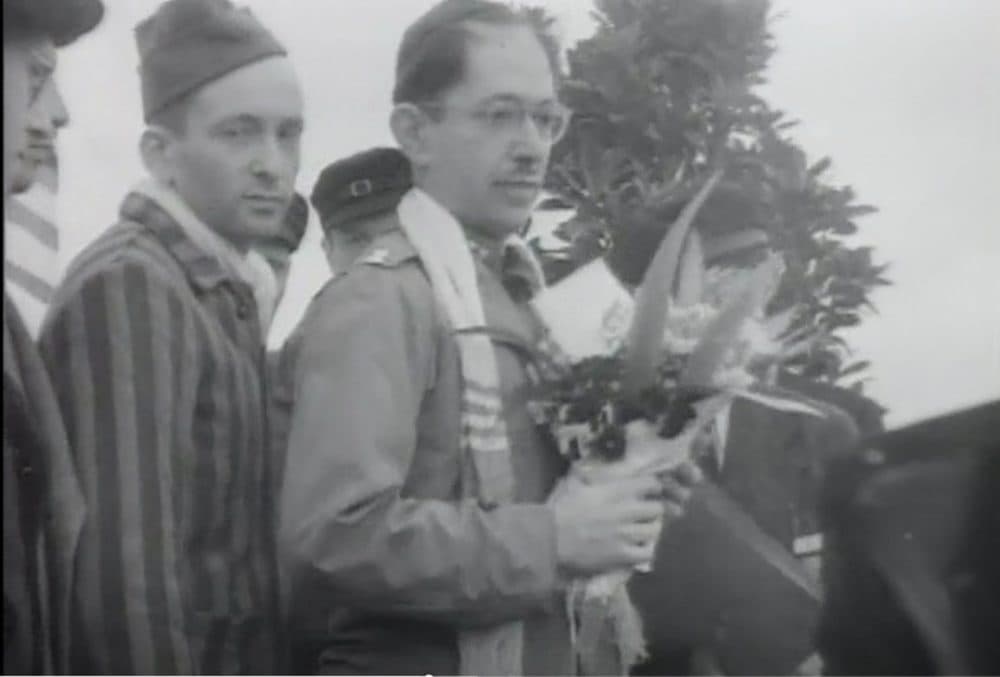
xmin=418 ymin=24 xmax=560 ymax=239
xmin=164 ymin=56 xmax=304 ymax=250
xmin=11 ymin=56 xmax=68 ymax=195
xmin=4 ymin=34 xmax=54 ymax=198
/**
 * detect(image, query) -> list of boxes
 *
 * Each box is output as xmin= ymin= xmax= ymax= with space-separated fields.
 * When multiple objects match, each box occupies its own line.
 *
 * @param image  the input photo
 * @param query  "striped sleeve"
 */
xmin=40 ymin=257 xmax=197 ymax=674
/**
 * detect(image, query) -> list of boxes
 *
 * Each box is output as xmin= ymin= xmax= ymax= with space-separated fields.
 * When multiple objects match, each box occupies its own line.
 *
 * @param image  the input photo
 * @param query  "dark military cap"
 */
xmin=135 ymin=0 xmax=287 ymax=122
xmin=311 ymin=147 xmax=413 ymax=235
xmin=276 ymin=193 xmax=309 ymax=252
xmin=3 ymin=0 xmax=105 ymax=47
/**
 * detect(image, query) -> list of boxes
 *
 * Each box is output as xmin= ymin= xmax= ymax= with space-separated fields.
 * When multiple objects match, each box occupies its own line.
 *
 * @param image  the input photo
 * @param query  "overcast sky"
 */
xmin=52 ymin=0 xmax=999 ymax=428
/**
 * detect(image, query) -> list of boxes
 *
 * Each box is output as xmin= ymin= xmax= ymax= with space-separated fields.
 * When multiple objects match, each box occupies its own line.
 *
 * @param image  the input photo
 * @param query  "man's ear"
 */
xmin=139 ymin=125 xmax=177 ymax=185
xmin=390 ymin=103 xmax=432 ymax=168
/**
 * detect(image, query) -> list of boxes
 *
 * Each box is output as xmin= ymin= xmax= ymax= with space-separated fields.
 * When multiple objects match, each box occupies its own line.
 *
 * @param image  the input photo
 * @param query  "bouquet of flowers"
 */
xmin=529 ymin=171 xmax=826 ymax=673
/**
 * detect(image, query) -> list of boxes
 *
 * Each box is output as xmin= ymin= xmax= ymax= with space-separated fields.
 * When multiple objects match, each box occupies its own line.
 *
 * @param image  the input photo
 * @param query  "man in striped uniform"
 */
xmin=4 ymin=0 xmax=104 ymax=673
xmin=4 ymin=42 xmax=67 ymax=338
xmin=39 ymin=0 xmax=304 ymax=672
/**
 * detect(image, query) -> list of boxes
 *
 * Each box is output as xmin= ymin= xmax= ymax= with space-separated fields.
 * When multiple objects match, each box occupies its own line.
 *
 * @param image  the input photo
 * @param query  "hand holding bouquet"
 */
xmin=530 ymin=170 xmax=826 ymax=673
xmin=550 ymin=418 xmax=705 ymax=573
xmin=545 ymin=418 xmax=705 ymax=675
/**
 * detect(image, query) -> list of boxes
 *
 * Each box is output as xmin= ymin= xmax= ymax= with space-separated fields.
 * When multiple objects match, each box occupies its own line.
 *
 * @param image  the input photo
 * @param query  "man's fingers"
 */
xmin=632 ymin=474 xmax=666 ymax=494
xmin=617 ymin=497 xmax=667 ymax=523
xmin=621 ymin=521 xmax=663 ymax=545
xmin=660 ymin=475 xmax=694 ymax=504
xmin=610 ymin=475 xmax=663 ymax=501
xmin=672 ymin=459 xmax=704 ymax=487
xmin=662 ymin=500 xmax=686 ymax=521
xmin=620 ymin=542 xmax=658 ymax=566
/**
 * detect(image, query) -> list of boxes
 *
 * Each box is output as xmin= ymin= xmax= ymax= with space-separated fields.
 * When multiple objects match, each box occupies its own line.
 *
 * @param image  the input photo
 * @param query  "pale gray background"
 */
xmin=51 ymin=0 xmax=1000 ymax=427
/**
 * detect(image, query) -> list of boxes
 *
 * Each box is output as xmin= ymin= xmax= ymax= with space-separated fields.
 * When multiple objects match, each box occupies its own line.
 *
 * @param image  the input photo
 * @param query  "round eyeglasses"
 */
xmin=421 ymin=98 xmax=572 ymax=144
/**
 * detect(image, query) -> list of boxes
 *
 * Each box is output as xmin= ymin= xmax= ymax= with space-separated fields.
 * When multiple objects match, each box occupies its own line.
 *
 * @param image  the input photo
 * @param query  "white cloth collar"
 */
xmin=131 ymin=179 xmax=278 ymax=333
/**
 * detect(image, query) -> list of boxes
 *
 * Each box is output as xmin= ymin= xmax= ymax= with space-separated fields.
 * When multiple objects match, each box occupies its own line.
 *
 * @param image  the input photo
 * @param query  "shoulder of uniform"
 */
xmin=55 ymin=221 xmax=183 ymax=302
xmin=354 ymin=228 xmax=418 ymax=269
xmin=305 ymin=233 xmax=434 ymax=331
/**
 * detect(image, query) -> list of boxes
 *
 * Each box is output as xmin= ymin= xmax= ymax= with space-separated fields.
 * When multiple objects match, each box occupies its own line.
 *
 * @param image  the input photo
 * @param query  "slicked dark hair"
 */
xmin=392 ymin=0 xmax=561 ymax=106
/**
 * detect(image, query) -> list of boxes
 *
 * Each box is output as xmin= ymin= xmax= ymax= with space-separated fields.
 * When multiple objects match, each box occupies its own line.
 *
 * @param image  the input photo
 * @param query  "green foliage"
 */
xmin=536 ymin=0 xmax=889 ymax=389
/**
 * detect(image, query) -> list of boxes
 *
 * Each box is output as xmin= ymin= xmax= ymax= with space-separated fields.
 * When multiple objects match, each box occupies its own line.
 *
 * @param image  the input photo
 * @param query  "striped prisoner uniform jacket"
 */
xmin=4 ymin=295 xmax=86 ymax=675
xmin=39 ymin=192 xmax=281 ymax=674
xmin=5 ymin=157 xmax=60 ymax=339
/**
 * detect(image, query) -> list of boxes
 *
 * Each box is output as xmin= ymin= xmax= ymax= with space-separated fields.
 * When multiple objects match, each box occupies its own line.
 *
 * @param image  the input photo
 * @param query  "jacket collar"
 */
xmin=465 ymin=230 xmax=506 ymax=274
xmin=466 ymin=232 xmax=544 ymax=303
xmin=120 ymin=188 xmax=248 ymax=293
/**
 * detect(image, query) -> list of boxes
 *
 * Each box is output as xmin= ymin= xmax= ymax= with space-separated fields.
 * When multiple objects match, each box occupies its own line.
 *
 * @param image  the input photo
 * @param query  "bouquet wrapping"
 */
xmin=529 ymin=172 xmax=826 ymax=673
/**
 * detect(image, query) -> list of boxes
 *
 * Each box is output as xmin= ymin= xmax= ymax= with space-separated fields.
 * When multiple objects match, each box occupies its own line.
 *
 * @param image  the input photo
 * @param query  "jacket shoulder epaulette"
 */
xmin=354 ymin=229 xmax=418 ymax=270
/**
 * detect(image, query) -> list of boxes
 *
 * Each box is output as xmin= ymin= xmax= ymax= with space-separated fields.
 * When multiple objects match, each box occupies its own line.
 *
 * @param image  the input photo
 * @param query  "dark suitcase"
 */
xmin=629 ymin=481 xmax=823 ymax=675
xmin=818 ymin=400 xmax=1000 ymax=675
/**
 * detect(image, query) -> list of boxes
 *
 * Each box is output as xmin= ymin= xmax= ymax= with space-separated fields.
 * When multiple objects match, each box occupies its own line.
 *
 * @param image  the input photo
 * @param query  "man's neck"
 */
xmin=136 ymin=179 xmax=249 ymax=267
xmin=412 ymin=184 xmax=502 ymax=267
xmin=410 ymin=184 xmax=524 ymax=272
xmin=222 ymin=232 xmax=251 ymax=255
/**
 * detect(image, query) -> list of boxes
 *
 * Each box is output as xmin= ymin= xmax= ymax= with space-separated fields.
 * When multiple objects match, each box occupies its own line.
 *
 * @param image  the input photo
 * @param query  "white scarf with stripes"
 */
xmin=396 ymin=187 xmax=546 ymax=676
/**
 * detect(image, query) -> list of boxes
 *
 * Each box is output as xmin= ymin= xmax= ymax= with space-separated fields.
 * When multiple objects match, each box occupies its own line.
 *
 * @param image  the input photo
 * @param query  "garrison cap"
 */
xmin=3 ymin=0 xmax=105 ymax=47
xmin=135 ymin=0 xmax=287 ymax=122
xmin=311 ymin=147 xmax=413 ymax=235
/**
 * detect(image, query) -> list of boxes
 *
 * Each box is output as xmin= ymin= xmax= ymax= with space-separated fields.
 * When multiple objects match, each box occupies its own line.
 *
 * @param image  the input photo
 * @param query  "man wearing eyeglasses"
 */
xmin=279 ymin=1 xmax=699 ymax=674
